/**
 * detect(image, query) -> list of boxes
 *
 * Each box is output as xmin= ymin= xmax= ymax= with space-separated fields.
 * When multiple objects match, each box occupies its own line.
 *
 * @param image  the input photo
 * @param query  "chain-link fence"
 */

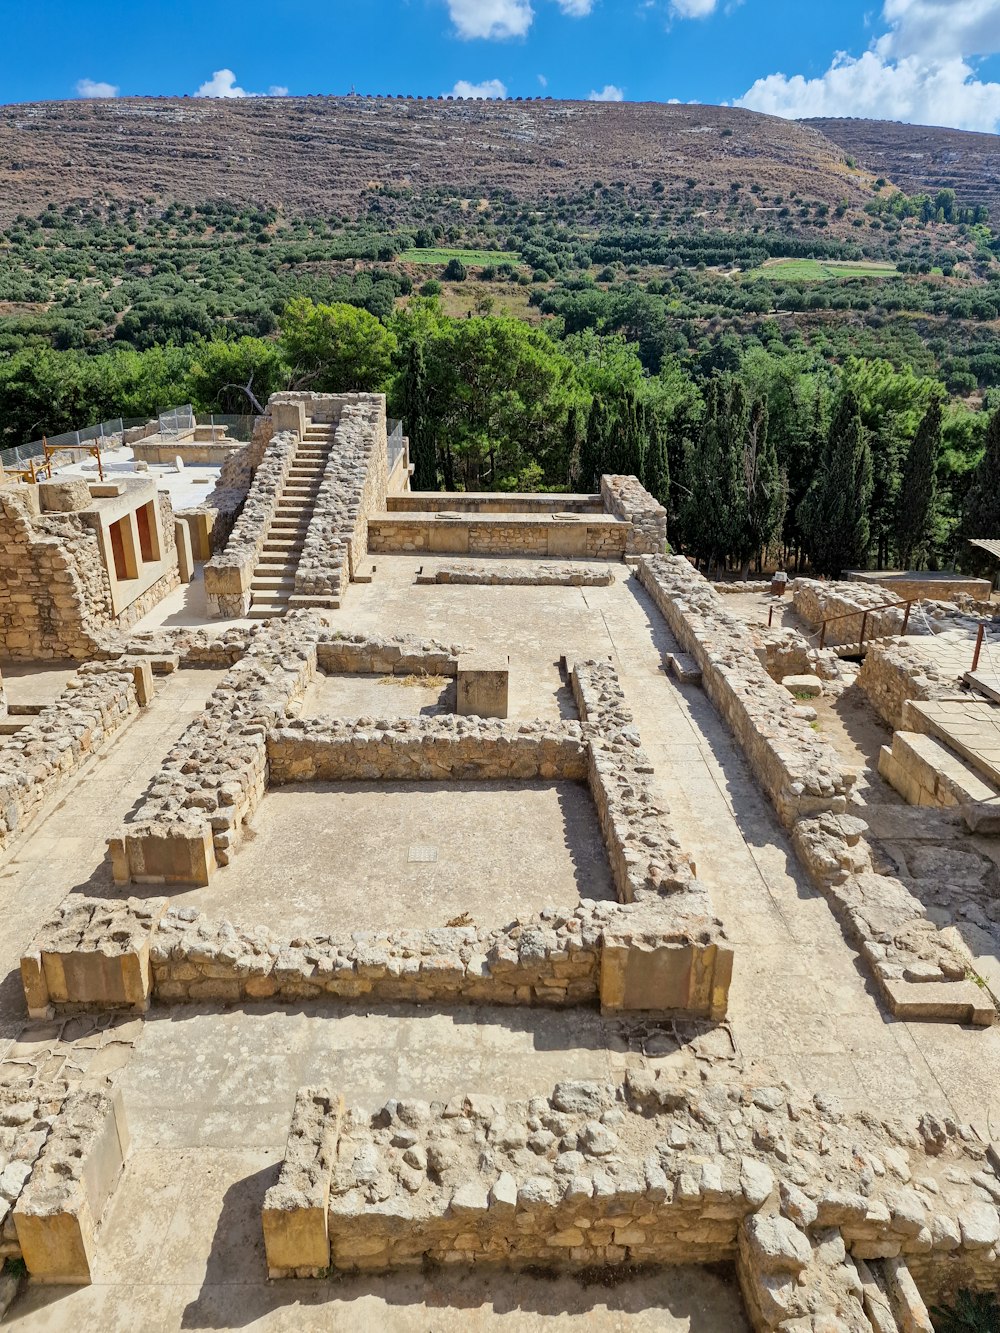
xmin=158 ymin=405 xmax=195 ymax=439
xmin=0 ymin=417 xmax=146 ymax=472
xmin=195 ymin=414 xmax=256 ymax=442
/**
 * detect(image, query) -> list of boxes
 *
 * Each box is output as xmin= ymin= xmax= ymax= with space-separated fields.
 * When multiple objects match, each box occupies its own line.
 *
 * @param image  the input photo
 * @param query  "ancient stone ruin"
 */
xmin=0 ymin=391 xmax=998 ymax=1331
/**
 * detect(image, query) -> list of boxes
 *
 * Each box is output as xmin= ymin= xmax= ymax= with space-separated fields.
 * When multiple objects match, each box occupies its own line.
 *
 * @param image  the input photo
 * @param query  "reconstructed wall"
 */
xmin=847 ymin=571 xmax=992 ymax=603
xmin=294 ymin=397 xmax=389 ymax=603
xmin=203 ymin=429 xmax=299 ymax=616
xmin=262 ymin=1071 xmax=1000 ymax=1331
xmin=857 ymin=638 xmax=965 ymax=730
xmin=600 ymin=475 xmax=667 ymax=555
xmin=388 ymin=493 xmax=602 ymax=514
xmin=367 ymin=515 xmax=628 ymax=559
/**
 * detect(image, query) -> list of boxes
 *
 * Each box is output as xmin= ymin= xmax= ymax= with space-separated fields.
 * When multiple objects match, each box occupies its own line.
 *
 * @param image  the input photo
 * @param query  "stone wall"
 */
xmin=388 ymin=494 xmax=602 ymax=515
xmin=637 ymin=555 xmax=994 ymax=1026
xmin=261 ymin=1071 xmax=1000 ymax=1331
xmin=204 ymin=429 xmax=299 ymax=617
xmin=0 ymin=659 xmax=146 ymax=853
xmin=600 ymin=475 xmax=667 ymax=555
xmin=368 ymin=515 xmax=628 ymax=559
xmin=792 ymin=579 xmax=909 ymax=648
xmin=417 ymin=564 xmax=615 ymax=587
xmin=294 ymin=397 xmax=388 ymax=603
xmin=847 ymin=571 xmax=993 ymax=603
xmin=638 ymin=557 xmax=856 ymax=826
xmin=857 ymin=639 xmax=963 ymax=730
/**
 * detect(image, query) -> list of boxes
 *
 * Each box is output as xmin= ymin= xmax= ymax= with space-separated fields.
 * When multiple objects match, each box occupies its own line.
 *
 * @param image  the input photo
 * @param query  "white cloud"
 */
xmin=447 ymin=0 xmax=533 ymax=39
xmin=588 ymin=84 xmax=624 ymax=101
xmin=537 ymin=73 xmax=548 ymax=87
xmin=670 ymin=0 xmax=719 ymax=17
xmin=194 ymin=69 xmax=289 ymax=98
xmin=450 ymin=78 xmax=508 ymax=98
xmin=446 ymin=0 xmax=592 ymax=39
xmin=737 ymin=0 xmax=1000 ymax=133
xmin=878 ymin=0 xmax=1000 ymax=60
xmin=76 ymin=78 xmax=119 ymax=99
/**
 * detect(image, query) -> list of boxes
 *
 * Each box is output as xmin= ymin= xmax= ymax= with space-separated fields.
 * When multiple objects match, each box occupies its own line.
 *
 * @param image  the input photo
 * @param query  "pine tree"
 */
xmin=736 ymin=396 xmax=785 ymax=577
xmin=896 ymin=398 xmax=940 ymax=570
xmin=798 ymin=390 xmax=873 ymax=576
xmin=964 ymin=404 xmax=1000 ymax=543
xmin=400 ymin=339 xmax=436 ymax=490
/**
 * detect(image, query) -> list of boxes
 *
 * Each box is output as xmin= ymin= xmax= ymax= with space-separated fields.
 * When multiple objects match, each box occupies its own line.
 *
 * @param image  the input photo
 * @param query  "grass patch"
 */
xmin=399 ymin=247 xmax=521 ymax=266
xmin=378 ymin=673 xmax=450 ymax=689
xmin=747 ymin=258 xmax=899 ymax=282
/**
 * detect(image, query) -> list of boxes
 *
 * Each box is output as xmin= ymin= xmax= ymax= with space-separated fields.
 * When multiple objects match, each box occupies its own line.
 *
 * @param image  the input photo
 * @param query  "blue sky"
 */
xmin=2 ymin=0 xmax=1000 ymax=132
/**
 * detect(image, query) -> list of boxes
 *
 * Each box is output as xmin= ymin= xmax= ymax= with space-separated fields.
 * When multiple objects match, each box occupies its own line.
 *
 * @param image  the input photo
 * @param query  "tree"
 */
xmin=184 ymin=337 xmax=285 ymax=414
xmin=443 ymin=258 xmax=467 ymax=282
xmin=896 ymin=398 xmax=941 ymax=569
xmin=735 ymin=396 xmax=786 ymax=577
xmin=680 ymin=376 xmax=743 ymax=572
xmin=398 ymin=338 xmax=437 ymax=490
xmin=798 ymin=390 xmax=874 ymax=577
xmin=964 ymin=405 xmax=1000 ymax=543
xmin=279 ymin=296 xmax=396 ymax=392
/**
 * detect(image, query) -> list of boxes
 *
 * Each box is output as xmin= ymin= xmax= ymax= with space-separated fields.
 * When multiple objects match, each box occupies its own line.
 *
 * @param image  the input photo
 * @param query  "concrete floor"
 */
xmin=3 ymin=554 xmax=1000 ymax=1328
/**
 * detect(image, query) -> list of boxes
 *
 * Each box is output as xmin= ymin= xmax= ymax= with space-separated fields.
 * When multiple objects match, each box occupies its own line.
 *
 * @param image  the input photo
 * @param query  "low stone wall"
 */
xmin=368 ymin=514 xmax=628 ymax=560
xmin=294 ymin=398 xmax=388 ymax=603
xmin=791 ymin=578 xmax=908 ymax=648
xmin=600 ymin=475 xmax=667 ymax=556
xmin=847 ymin=571 xmax=993 ymax=603
xmin=315 ymin=631 xmax=464 ymax=676
xmin=638 ymin=556 xmax=856 ymax=826
xmin=857 ymin=639 xmax=963 ymax=730
xmin=109 ymin=620 xmax=317 ymax=883
xmin=637 ymin=556 xmax=993 ymax=1026
xmin=417 ymin=563 xmax=614 ymax=587
xmin=752 ymin=626 xmax=844 ymax=684
xmin=131 ymin=439 xmax=243 ymax=467
xmin=204 ymin=429 xmax=299 ymax=617
xmin=0 ymin=659 xmax=146 ymax=853
xmin=267 ymin=717 xmax=587 ymax=784
xmin=49 ymin=633 xmax=731 ymax=1021
xmin=262 ymin=1071 xmax=1000 ymax=1330
xmin=2 ymin=1084 xmax=130 ymax=1283
xmin=388 ymin=493 xmax=602 ymax=515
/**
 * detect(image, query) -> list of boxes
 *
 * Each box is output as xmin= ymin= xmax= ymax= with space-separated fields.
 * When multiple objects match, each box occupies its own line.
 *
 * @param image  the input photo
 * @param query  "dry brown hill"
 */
xmin=0 ymin=97 xmax=872 ymax=224
xmin=807 ymin=117 xmax=1000 ymax=220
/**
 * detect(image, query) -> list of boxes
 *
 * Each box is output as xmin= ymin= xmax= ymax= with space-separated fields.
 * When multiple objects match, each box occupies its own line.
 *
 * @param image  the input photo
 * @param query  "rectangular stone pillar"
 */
xmin=174 ymin=517 xmax=194 ymax=583
xmin=456 ymin=656 xmax=510 ymax=719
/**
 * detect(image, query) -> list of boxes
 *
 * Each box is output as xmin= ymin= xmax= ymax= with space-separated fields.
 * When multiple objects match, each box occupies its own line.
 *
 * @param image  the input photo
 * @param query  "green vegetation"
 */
xmin=0 ymin=180 xmax=998 ymax=575
xmin=398 ymin=247 xmax=521 ymax=265
xmin=749 ymin=258 xmax=899 ymax=281
xmin=931 ymin=1290 xmax=1000 ymax=1333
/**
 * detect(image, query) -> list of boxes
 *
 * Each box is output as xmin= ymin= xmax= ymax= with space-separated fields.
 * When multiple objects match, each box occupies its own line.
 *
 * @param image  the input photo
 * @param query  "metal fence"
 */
xmin=195 ymin=414 xmax=256 ymax=443
xmin=158 ymin=405 xmax=195 ymax=439
xmin=0 ymin=416 xmax=146 ymax=472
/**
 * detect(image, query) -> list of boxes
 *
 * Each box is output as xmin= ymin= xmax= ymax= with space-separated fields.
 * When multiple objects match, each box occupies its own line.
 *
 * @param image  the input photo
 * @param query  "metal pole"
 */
xmin=768 ymin=605 xmax=774 ymax=627
xmin=820 ymin=621 xmax=827 ymax=650
xmin=901 ymin=601 xmax=912 ymax=636
xmin=859 ymin=611 xmax=869 ymax=653
xmin=973 ymin=623 xmax=986 ymax=674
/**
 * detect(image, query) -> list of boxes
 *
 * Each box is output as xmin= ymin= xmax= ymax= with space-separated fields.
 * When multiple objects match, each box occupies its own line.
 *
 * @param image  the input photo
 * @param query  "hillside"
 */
xmin=0 ymin=97 xmax=872 ymax=225
xmin=807 ymin=117 xmax=1000 ymax=222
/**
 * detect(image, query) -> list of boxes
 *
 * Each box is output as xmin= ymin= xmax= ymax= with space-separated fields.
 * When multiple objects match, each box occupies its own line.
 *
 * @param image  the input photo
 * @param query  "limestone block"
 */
xmin=271 ymin=401 xmax=306 ymax=436
xmin=38 ymin=478 xmax=93 ymax=514
xmin=13 ymin=1088 xmax=129 ymax=1284
xmin=125 ymin=658 xmax=154 ymax=708
xmin=782 ymin=674 xmax=823 ymax=698
xmin=456 ymin=656 xmax=509 ymax=720
xmin=262 ymin=1088 xmax=342 ymax=1275
xmin=174 ymin=518 xmax=194 ymax=583
xmin=599 ymin=936 xmax=732 ymax=1021
xmin=119 ymin=822 xmax=216 ymax=886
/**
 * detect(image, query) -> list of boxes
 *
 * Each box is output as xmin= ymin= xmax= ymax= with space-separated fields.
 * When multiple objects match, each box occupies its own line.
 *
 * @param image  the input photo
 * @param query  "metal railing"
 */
xmin=158 ymin=405 xmax=195 ymax=439
xmin=1 ymin=416 xmax=144 ymax=471
xmin=818 ymin=598 xmax=915 ymax=653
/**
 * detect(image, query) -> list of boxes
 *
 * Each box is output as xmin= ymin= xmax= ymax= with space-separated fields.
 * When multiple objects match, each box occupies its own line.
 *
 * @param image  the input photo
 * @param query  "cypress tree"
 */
xmin=736 ymin=396 xmax=785 ymax=577
xmin=400 ymin=339 xmax=436 ymax=490
xmin=644 ymin=422 xmax=670 ymax=511
xmin=896 ymin=398 xmax=940 ymax=570
xmin=964 ymin=405 xmax=1000 ymax=543
xmin=563 ymin=404 xmax=583 ymax=489
xmin=798 ymin=390 xmax=873 ymax=576
xmin=681 ymin=378 xmax=734 ymax=571
xmin=580 ymin=397 xmax=606 ymax=491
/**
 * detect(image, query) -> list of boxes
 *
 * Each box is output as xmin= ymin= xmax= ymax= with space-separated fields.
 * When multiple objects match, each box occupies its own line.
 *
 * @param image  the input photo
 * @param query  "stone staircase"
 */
xmin=247 ymin=424 xmax=333 ymax=620
xmin=878 ymin=696 xmax=1000 ymax=833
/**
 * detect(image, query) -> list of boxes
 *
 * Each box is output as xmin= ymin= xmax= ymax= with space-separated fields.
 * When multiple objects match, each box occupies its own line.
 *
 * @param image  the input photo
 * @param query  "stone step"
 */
xmin=0 ymin=719 xmax=29 ymax=735
xmin=902 ymin=698 xmax=1000 ymax=791
xmin=665 ymin=652 xmax=702 ymax=686
xmin=251 ymin=577 xmax=296 ymax=591
xmin=246 ymin=607 xmax=285 ymax=620
xmin=287 ymin=594 xmax=341 ymax=610
xmin=878 ymin=731 xmax=1000 ymax=834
